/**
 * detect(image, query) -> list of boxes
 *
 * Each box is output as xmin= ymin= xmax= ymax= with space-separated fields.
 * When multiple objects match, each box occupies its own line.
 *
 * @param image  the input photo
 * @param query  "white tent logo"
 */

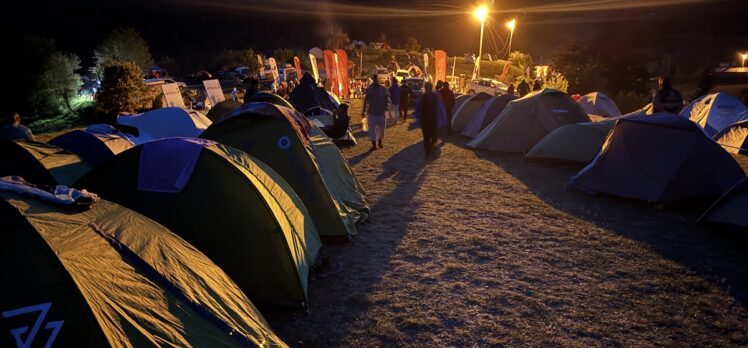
xmin=2 ymin=302 xmax=64 ymax=348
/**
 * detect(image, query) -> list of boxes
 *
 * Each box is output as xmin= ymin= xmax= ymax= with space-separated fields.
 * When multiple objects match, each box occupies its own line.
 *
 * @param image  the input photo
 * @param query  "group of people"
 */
xmin=362 ymin=74 xmax=455 ymax=158
xmin=507 ymin=79 xmax=544 ymax=97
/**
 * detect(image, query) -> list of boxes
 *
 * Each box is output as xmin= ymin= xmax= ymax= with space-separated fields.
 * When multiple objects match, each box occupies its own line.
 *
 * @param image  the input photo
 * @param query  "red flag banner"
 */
xmin=435 ymin=50 xmax=447 ymax=83
xmin=336 ymin=49 xmax=350 ymax=98
xmin=323 ymin=50 xmax=337 ymax=93
xmin=293 ymin=56 xmax=302 ymax=82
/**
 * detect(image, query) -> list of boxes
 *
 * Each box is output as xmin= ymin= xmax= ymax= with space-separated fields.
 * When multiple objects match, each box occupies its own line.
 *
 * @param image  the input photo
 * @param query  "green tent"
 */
xmin=699 ymin=177 xmax=748 ymax=227
xmin=0 ymin=191 xmax=287 ymax=347
xmin=0 ymin=140 xmax=91 ymax=186
xmin=75 ymin=138 xmax=321 ymax=307
xmin=468 ymin=89 xmax=591 ymax=153
xmin=451 ymin=92 xmax=492 ymax=133
xmin=206 ymin=100 xmax=243 ymax=122
xmin=525 ymin=118 xmax=617 ymax=163
xmin=200 ymin=103 xmax=357 ymax=241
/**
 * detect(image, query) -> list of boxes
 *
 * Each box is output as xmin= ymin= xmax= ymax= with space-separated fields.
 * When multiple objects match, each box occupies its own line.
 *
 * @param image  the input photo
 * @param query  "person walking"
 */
xmin=362 ymin=74 xmax=389 ymax=151
xmin=399 ymin=79 xmax=412 ymax=123
xmin=0 ymin=112 xmax=34 ymax=141
xmin=517 ymin=79 xmax=530 ymax=97
xmin=387 ymin=77 xmax=401 ymax=126
xmin=533 ymin=79 xmax=543 ymax=91
xmin=507 ymin=83 xmax=515 ymax=96
xmin=439 ymin=81 xmax=456 ymax=135
xmin=416 ymin=82 xmax=439 ymax=159
xmin=652 ymin=76 xmax=683 ymax=114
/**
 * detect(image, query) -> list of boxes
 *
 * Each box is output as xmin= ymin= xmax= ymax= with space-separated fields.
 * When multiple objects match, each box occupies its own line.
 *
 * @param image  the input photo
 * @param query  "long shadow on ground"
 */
xmin=463 ymin=137 xmax=748 ymax=308
xmin=266 ymin=141 xmax=430 ymax=346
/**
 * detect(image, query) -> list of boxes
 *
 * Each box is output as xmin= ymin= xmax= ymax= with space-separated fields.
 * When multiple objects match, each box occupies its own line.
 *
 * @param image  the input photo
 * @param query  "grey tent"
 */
xmin=0 ymin=190 xmax=287 ymax=347
xmin=577 ymin=92 xmax=621 ymax=117
xmin=699 ymin=177 xmax=748 ymax=227
xmin=0 ymin=140 xmax=91 ymax=186
xmin=48 ymin=124 xmax=134 ymax=166
xmin=468 ymin=89 xmax=591 ymax=153
xmin=451 ymin=92 xmax=492 ymax=133
xmin=525 ymin=118 xmax=618 ymax=163
xmin=461 ymin=94 xmax=518 ymax=138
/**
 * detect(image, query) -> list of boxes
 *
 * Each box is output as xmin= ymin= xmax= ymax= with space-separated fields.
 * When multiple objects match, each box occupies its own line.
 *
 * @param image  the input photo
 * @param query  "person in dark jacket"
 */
xmin=532 ymin=79 xmax=543 ymax=91
xmin=439 ymin=82 xmax=456 ymax=134
xmin=399 ymin=80 xmax=412 ymax=123
xmin=321 ymin=103 xmax=351 ymax=139
xmin=517 ymin=79 xmax=530 ymax=97
xmin=417 ymin=82 xmax=439 ymax=159
xmin=507 ymin=83 xmax=515 ymax=96
xmin=0 ymin=112 xmax=34 ymax=141
xmin=652 ymin=76 xmax=683 ymax=114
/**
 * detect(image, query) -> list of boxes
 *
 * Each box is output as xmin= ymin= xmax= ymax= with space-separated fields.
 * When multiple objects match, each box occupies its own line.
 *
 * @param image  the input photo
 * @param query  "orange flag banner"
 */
xmin=435 ymin=50 xmax=447 ymax=83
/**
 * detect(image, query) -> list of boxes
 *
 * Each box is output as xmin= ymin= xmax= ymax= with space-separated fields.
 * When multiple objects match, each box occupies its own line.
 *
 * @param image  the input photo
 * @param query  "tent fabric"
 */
xmin=289 ymin=73 xmax=337 ymax=113
xmin=206 ymin=100 xmax=242 ymax=122
xmin=451 ymin=92 xmax=492 ymax=133
xmin=0 ymin=140 xmax=91 ymax=186
xmin=48 ymin=124 xmax=134 ymax=166
xmin=117 ymin=107 xmax=212 ymax=142
xmin=680 ymin=92 xmax=748 ymax=136
xmin=461 ymin=94 xmax=518 ymax=138
xmin=525 ymin=118 xmax=617 ymax=163
xmin=245 ymin=92 xmax=295 ymax=110
xmin=452 ymin=94 xmax=471 ymax=115
xmin=713 ymin=119 xmax=748 ymax=154
xmin=137 ymin=138 xmax=216 ymax=193
xmin=76 ymin=139 xmax=322 ymax=306
xmin=570 ymin=114 xmax=746 ymax=202
xmin=223 ymin=102 xmax=312 ymax=141
xmin=468 ymin=89 xmax=591 ymax=153
xmin=698 ymin=177 xmax=748 ymax=227
xmin=577 ymin=92 xmax=621 ymax=117
xmin=200 ymin=103 xmax=357 ymax=240
xmin=0 ymin=192 xmax=287 ymax=348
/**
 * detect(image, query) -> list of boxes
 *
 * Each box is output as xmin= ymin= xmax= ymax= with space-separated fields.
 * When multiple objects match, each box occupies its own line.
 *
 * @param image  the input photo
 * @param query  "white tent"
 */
xmin=117 ymin=107 xmax=212 ymax=143
xmin=577 ymin=92 xmax=621 ymax=117
xmin=680 ymin=92 xmax=748 ymax=136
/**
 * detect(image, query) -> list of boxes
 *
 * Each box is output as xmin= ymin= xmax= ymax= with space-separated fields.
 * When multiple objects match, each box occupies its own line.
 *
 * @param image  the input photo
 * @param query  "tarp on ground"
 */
xmin=577 ymin=92 xmax=621 ymax=117
xmin=461 ymin=94 xmax=518 ymax=138
xmin=0 ymin=140 xmax=91 ymax=186
xmin=201 ymin=102 xmax=357 ymax=241
xmin=525 ymin=118 xmax=617 ymax=163
xmin=451 ymin=92 xmax=492 ymax=133
xmin=0 ymin=191 xmax=287 ymax=348
xmin=75 ymin=137 xmax=321 ymax=306
xmin=117 ymin=107 xmax=212 ymax=142
xmin=468 ymin=89 xmax=591 ymax=153
xmin=48 ymin=124 xmax=134 ymax=166
xmin=680 ymin=92 xmax=748 ymax=136
xmin=571 ymin=113 xmax=746 ymax=202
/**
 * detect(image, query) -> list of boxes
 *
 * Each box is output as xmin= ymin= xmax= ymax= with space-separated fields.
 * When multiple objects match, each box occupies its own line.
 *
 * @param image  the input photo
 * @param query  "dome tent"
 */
xmin=698 ymin=177 xmax=748 ymax=228
xmin=680 ymin=92 xmax=748 ymax=136
xmin=461 ymin=94 xmax=518 ymax=138
xmin=200 ymin=103 xmax=359 ymax=240
xmin=289 ymin=73 xmax=337 ymax=114
xmin=714 ymin=119 xmax=748 ymax=154
xmin=525 ymin=118 xmax=618 ymax=163
xmin=0 ymin=190 xmax=286 ymax=348
xmin=0 ymin=140 xmax=91 ymax=186
xmin=571 ymin=114 xmax=745 ymax=202
xmin=48 ymin=124 xmax=134 ymax=166
xmin=116 ymin=107 xmax=212 ymax=143
xmin=206 ymin=100 xmax=242 ymax=122
xmin=75 ymin=137 xmax=321 ymax=306
xmin=451 ymin=92 xmax=492 ymax=133
xmin=577 ymin=92 xmax=621 ymax=117
xmin=245 ymin=92 xmax=295 ymax=110
xmin=468 ymin=89 xmax=591 ymax=153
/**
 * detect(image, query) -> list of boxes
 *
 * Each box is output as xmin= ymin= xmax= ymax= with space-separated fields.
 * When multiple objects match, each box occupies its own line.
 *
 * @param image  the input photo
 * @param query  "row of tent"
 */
xmin=0 ymin=74 xmax=363 ymax=347
xmin=446 ymin=88 xmax=748 ymax=229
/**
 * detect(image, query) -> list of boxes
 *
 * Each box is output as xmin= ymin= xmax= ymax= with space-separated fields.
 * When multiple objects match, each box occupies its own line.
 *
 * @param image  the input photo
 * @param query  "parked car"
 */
xmin=394 ymin=69 xmax=411 ymax=83
xmin=375 ymin=68 xmax=390 ymax=84
xmin=466 ymin=78 xmax=508 ymax=96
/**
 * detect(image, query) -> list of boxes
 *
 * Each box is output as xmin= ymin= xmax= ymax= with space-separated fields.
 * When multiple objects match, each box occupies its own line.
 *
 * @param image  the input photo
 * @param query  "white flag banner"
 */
xmin=203 ymin=79 xmax=225 ymax=107
xmin=423 ymin=53 xmax=430 ymax=81
xmin=309 ymin=54 xmax=320 ymax=82
xmin=161 ymin=83 xmax=185 ymax=108
xmin=268 ymin=58 xmax=280 ymax=80
xmin=257 ymin=54 xmax=264 ymax=67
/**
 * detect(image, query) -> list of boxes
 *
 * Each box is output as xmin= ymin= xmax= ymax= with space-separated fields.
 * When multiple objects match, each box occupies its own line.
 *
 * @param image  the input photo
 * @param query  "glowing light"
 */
xmin=506 ymin=18 xmax=517 ymax=31
xmin=742 ymin=53 xmax=748 ymax=68
xmin=474 ymin=5 xmax=487 ymax=22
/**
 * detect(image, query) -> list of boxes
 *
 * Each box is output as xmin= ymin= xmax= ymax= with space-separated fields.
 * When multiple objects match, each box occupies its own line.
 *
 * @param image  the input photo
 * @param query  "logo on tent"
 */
xmin=551 ymin=109 xmax=569 ymax=113
xmin=278 ymin=136 xmax=292 ymax=150
xmin=2 ymin=302 xmax=64 ymax=348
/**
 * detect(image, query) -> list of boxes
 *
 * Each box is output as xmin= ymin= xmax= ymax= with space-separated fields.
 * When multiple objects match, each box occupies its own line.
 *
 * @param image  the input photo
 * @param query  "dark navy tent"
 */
xmin=48 ymin=124 xmax=134 ymax=166
xmin=245 ymin=92 xmax=295 ymax=110
xmin=289 ymin=73 xmax=337 ymax=113
xmin=571 ymin=114 xmax=746 ymax=202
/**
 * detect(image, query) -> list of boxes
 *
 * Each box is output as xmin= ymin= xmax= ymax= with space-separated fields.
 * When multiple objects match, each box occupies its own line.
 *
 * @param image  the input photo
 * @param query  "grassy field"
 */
xmin=266 ymin=98 xmax=748 ymax=347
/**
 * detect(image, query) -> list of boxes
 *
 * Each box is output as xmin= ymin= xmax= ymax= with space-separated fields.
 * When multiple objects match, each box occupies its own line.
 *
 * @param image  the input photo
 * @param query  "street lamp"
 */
xmin=742 ymin=52 xmax=748 ymax=69
xmin=473 ymin=5 xmax=488 ymax=79
xmin=505 ymin=18 xmax=517 ymax=59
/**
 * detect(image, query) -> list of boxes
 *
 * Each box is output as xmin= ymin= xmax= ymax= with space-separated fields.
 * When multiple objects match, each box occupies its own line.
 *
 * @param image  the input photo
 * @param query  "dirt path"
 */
xmin=269 ymin=98 xmax=748 ymax=347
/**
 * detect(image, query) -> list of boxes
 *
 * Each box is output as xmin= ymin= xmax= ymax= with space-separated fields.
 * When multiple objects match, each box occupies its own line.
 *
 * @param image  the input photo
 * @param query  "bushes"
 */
xmin=94 ymin=62 xmax=148 ymax=118
xmin=613 ymin=90 xmax=651 ymax=114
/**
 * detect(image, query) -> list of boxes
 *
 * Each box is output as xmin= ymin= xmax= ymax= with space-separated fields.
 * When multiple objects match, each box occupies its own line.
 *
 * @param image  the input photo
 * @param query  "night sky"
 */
xmin=4 ymin=0 xmax=747 ymax=71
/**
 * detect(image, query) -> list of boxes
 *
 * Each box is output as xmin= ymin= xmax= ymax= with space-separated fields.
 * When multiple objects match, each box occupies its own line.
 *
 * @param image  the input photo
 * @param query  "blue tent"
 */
xmin=48 ymin=124 xmax=134 ymax=166
xmin=571 ymin=114 xmax=746 ymax=202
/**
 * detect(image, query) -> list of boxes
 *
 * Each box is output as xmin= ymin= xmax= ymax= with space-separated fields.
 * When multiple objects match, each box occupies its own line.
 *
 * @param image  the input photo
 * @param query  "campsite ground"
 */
xmin=265 ymin=98 xmax=748 ymax=347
